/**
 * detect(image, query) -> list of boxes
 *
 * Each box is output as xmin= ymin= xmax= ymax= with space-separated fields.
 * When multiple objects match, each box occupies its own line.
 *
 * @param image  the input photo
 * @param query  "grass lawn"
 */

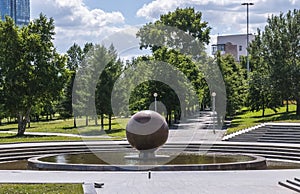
xmin=227 ymin=105 xmax=300 ymax=134
xmin=0 ymin=184 xmax=83 ymax=194
xmin=0 ymin=133 xmax=83 ymax=144
xmin=0 ymin=117 xmax=128 ymax=143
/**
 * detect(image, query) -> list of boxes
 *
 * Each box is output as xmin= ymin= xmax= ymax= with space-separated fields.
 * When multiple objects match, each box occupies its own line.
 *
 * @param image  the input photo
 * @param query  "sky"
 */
xmin=30 ymin=0 xmax=300 ymax=54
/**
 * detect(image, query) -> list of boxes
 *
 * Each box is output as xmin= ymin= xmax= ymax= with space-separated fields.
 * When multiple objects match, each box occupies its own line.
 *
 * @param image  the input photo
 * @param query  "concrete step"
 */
xmin=262 ymin=134 xmax=300 ymax=138
xmin=227 ymin=124 xmax=300 ymax=144
xmin=268 ymin=126 xmax=300 ymax=129
xmin=2 ymin=142 xmax=300 ymax=163
xmin=279 ymin=179 xmax=300 ymax=193
xmin=257 ymin=139 xmax=300 ymax=144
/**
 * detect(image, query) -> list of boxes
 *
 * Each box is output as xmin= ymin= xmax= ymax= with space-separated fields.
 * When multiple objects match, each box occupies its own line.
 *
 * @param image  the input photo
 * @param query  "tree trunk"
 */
xmin=17 ymin=111 xmax=30 ymax=136
xmin=296 ymin=99 xmax=300 ymax=116
xmin=168 ymin=112 xmax=172 ymax=125
xmin=286 ymin=100 xmax=289 ymax=113
xmin=100 ymin=114 xmax=104 ymax=131
xmin=27 ymin=117 xmax=31 ymax=128
xmin=95 ymin=115 xmax=98 ymax=126
xmin=108 ymin=114 xmax=112 ymax=131
xmin=73 ymin=116 xmax=77 ymax=128
xmin=85 ymin=116 xmax=88 ymax=126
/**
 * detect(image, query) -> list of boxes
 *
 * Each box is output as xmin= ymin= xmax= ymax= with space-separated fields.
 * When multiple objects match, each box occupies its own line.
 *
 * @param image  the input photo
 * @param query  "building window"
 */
xmin=218 ymin=44 xmax=225 ymax=51
xmin=211 ymin=44 xmax=225 ymax=55
xmin=212 ymin=45 xmax=218 ymax=54
xmin=239 ymin=45 xmax=243 ymax=51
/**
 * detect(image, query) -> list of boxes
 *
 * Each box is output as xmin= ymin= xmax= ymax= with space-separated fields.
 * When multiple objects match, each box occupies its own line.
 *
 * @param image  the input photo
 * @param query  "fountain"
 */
xmin=125 ymin=110 xmax=169 ymax=159
xmin=28 ymin=111 xmax=267 ymax=171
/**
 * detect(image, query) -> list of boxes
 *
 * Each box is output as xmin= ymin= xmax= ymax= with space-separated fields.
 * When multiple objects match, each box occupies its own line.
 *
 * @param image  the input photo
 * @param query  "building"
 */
xmin=212 ymin=34 xmax=255 ymax=61
xmin=0 ymin=0 xmax=30 ymax=26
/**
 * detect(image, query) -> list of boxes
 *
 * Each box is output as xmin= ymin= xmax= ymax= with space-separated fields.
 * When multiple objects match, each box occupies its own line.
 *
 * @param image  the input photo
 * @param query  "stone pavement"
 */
xmin=0 ymin=170 xmax=299 ymax=193
xmin=168 ymin=111 xmax=226 ymax=142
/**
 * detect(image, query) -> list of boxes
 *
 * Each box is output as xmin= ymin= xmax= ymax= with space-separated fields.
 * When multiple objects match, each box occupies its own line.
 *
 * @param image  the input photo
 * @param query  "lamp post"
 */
xmin=212 ymin=92 xmax=216 ymax=134
xmin=241 ymin=2 xmax=254 ymax=78
xmin=153 ymin=93 xmax=158 ymax=112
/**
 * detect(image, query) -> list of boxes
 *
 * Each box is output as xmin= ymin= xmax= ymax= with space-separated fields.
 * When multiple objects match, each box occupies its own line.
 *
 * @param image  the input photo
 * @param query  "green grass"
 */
xmin=0 ymin=117 xmax=128 ymax=134
xmin=0 ymin=133 xmax=83 ymax=144
xmin=227 ymin=105 xmax=300 ymax=134
xmin=0 ymin=117 xmax=128 ymax=143
xmin=0 ymin=184 xmax=83 ymax=194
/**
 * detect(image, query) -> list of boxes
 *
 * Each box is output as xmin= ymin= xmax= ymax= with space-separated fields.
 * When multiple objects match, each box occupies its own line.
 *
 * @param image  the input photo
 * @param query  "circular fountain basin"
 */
xmin=28 ymin=152 xmax=266 ymax=171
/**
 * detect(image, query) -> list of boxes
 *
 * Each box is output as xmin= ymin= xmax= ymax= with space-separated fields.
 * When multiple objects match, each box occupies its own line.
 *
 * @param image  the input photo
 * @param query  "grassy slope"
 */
xmin=227 ymin=105 xmax=300 ymax=134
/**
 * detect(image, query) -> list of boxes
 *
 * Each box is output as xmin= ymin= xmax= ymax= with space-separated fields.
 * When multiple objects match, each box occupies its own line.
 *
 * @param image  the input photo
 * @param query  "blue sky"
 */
xmin=30 ymin=0 xmax=300 ymax=54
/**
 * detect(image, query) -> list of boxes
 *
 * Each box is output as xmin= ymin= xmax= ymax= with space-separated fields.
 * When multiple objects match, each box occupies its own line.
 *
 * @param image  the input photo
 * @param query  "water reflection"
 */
xmin=40 ymin=152 xmax=253 ymax=166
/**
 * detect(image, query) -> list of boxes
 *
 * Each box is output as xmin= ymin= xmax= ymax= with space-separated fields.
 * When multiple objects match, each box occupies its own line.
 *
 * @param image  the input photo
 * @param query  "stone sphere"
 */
xmin=126 ymin=110 xmax=169 ymax=151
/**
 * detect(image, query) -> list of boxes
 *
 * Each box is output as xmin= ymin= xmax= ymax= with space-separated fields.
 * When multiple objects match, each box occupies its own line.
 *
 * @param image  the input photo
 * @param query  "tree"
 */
xmin=250 ymin=9 xmax=300 ymax=115
xmin=0 ymin=14 xmax=67 ymax=136
xmin=248 ymin=30 xmax=280 ymax=116
xmin=59 ymin=43 xmax=83 ymax=120
xmin=216 ymin=53 xmax=247 ymax=117
xmin=137 ymin=7 xmax=211 ymax=52
xmin=95 ymin=44 xmax=122 ymax=130
xmin=135 ymin=8 xmax=211 ymax=122
xmin=59 ymin=43 xmax=93 ymax=128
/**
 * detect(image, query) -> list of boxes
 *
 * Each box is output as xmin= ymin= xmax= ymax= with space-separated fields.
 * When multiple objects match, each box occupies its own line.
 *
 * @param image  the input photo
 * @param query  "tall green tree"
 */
xmin=250 ymin=9 xmax=300 ymax=115
xmin=95 ymin=44 xmax=122 ymax=130
xmin=59 ymin=43 xmax=83 ymax=128
xmin=137 ymin=7 xmax=211 ymax=52
xmin=216 ymin=53 xmax=247 ymax=117
xmin=0 ymin=14 xmax=67 ymax=135
xmin=135 ymin=7 xmax=210 ymax=122
xmin=248 ymin=30 xmax=280 ymax=116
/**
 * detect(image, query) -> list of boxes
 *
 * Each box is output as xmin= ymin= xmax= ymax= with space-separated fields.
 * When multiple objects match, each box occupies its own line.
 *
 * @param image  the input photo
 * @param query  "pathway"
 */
xmin=0 ymin=170 xmax=299 ymax=193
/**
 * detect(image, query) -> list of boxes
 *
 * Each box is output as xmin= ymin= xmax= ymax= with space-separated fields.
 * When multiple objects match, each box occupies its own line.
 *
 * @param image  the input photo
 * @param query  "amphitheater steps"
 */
xmin=1 ymin=142 xmax=300 ymax=164
xmin=225 ymin=124 xmax=300 ymax=144
xmin=279 ymin=178 xmax=300 ymax=193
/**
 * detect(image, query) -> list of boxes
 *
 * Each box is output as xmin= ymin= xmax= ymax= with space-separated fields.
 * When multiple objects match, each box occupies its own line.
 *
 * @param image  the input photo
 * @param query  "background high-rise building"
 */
xmin=0 ymin=0 xmax=30 ymax=26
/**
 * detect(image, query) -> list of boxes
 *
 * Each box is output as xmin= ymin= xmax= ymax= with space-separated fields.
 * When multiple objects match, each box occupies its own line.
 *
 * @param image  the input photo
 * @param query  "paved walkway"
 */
xmin=0 ymin=170 xmax=299 ymax=193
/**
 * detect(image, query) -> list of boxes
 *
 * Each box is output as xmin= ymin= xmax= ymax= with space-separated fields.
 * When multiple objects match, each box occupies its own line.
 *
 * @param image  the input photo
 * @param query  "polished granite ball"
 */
xmin=126 ymin=110 xmax=169 ymax=151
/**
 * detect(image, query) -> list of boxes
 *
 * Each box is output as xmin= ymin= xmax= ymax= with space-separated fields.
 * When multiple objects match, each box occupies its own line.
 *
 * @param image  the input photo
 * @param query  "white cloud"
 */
xmin=45 ymin=0 xmax=125 ymax=27
xmin=31 ymin=0 xmax=126 ymax=52
xmin=136 ymin=0 xmax=182 ymax=20
xmin=136 ymin=0 xmax=298 ymax=39
xmin=30 ymin=0 xmax=299 ymax=53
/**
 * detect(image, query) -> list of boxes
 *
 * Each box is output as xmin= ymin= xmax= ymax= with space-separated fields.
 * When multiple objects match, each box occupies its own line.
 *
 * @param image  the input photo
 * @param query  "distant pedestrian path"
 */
xmin=168 ymin=111 xmax=226 ymax=142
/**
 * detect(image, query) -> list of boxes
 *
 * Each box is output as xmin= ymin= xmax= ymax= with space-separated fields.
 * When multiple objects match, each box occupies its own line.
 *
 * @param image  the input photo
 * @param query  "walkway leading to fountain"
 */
xmin=0 ymin=170 xmax=298 ymax=193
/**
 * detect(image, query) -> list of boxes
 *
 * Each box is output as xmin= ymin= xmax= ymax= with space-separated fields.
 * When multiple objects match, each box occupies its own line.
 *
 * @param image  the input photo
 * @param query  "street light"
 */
xmin=241 ymin=2 xmax=254 ymax=79
xmin=212 ymin=92 xmax=216 ymax=134
xmin=153 ymin=93 xmax=158 ymax=112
